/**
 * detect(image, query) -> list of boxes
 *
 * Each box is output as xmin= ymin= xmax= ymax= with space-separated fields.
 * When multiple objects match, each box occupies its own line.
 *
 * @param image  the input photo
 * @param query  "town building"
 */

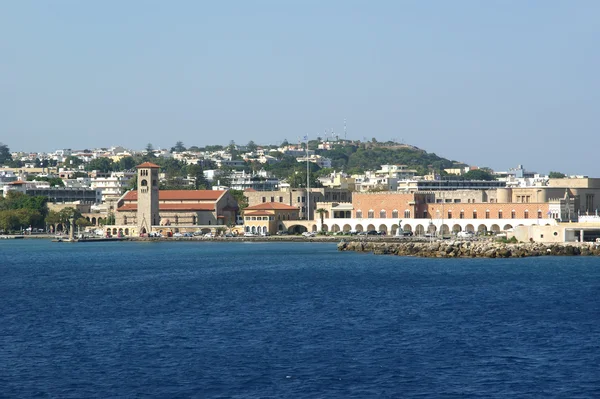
xmin=243 ymin=202 xmax=299 ymax=235
xmin=112 ymin=162 xmax=239 ymax=236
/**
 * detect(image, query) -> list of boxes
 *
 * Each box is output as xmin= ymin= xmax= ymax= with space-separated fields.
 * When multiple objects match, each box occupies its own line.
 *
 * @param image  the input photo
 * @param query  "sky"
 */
xmin=1 ymin=0 xmax=599 ymax=175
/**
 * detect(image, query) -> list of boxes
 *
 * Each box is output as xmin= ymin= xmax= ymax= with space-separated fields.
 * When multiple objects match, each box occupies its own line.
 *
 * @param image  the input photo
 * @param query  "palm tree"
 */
xmin=316 ymin=208 xmax=326 ymax=233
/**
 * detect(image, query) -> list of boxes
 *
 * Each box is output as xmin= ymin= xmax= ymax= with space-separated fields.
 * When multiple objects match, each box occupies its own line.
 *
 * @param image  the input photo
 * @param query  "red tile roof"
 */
xmin=245 ymin=202 xmax=298 ymax=211
xmin=117 ymin=203 xmax=216 ymax=212
xmin=9 ymin=180 xmax=27 ymax=185
xmin=136 ymin=162 xmax=160 ymax=168
xmin=244 ymin=188 xmax=257 ymax=192
xmin=122 ymin=190 xmax=226 ymax=201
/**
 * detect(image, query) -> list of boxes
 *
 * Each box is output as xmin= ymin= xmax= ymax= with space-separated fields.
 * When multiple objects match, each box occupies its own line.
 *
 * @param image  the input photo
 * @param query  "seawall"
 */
xmin=337 ymin=240 xmax=600 ymax=258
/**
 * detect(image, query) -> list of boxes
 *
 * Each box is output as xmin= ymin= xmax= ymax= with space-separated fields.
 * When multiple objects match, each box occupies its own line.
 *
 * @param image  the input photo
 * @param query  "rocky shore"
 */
xmin=337 ymin=239 xmax=600 ymax=258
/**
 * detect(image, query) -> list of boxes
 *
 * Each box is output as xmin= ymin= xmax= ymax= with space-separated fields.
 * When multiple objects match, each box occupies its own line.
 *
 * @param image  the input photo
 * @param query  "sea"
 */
xmin=1 ymin=240 xmax=599 ymax=398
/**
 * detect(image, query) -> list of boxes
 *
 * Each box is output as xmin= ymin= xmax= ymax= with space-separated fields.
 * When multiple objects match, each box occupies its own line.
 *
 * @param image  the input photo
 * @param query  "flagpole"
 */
xmin=306 ymin=135 xmax=310 ymax=220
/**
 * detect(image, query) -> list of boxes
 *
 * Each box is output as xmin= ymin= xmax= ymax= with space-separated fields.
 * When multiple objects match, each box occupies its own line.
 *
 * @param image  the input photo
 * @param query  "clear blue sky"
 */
xmin=2 ymin=1 xmax=599 ymax=175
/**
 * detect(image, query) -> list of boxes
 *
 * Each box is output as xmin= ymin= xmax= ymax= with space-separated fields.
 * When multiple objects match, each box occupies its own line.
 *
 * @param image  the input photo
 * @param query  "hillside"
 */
xmin=314 ymin=142 xmax=464 ymax=175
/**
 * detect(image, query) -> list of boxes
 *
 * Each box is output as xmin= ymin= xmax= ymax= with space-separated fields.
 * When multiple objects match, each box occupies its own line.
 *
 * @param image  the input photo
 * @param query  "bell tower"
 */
xmin=136 ymin=162 xmax=160 ymax=235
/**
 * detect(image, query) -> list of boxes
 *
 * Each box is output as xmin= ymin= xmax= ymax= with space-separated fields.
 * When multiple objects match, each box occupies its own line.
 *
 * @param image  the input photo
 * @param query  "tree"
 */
xmin=0 ymin=142 xmax=13 ymax=165
xmin=461 ymin=169 xmax=496 ymax=181
xmin=549 ymin=171 xmax=566 ymax=179
xmin=316 ymin=208 xmax=326 ymax=232
xmin=0 ymin=211 xmax=20 ymax=233
xmin=75 ymin=217 xmax=92 ymax=233
xmin=229 ymin=190 xmax=248 ymax=212
xmin=171 ymin=141 xmax=186 ymax=152
xmin=247 ymin=140 xmax=258 ymax=152
xmin=186 ymin=163 xmax=210 ymax=189
xmin=118 ymin=156 xmax=136 ymax=171
xmin=85 ymin=157 xmax=115 ymax=173
xmin=63 ymin=155 xmax=83 ymax=168
xmin=145 ymin=143 xmax=154 ymax=154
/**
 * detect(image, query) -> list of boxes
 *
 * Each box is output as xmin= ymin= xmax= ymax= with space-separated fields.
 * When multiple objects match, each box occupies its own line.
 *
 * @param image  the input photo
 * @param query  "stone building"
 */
xmin=113 ymin=162 xmax=239 ymax=236
xmin=243 ymin=202 xmax=299 ymax=235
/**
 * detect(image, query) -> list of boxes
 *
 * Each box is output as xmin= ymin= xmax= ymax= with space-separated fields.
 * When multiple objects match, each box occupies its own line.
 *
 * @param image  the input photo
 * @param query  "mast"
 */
xmin=306 ymin=134 xmax=310 ymax=220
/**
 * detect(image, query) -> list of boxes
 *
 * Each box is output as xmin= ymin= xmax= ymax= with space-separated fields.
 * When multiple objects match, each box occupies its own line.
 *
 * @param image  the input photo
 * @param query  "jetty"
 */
xmin=337 ymin=239 xmax=600 ymax=258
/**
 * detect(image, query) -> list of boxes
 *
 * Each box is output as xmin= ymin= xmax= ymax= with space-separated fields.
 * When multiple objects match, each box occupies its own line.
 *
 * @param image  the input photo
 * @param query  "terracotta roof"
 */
xmin=244 ymin=188 xmax=257 ymax=192
xmin=117 ymin=203 xmax=216 ymax=212
xmin=122 ymin=190 xmax=226 ymax=201
xmin=136 ymin=162 xmax=160 ymax=168
xmin=245 ymin=202 xmax=298 ymax=211
xmin=9 ymin=180 xmax=27 ymax=185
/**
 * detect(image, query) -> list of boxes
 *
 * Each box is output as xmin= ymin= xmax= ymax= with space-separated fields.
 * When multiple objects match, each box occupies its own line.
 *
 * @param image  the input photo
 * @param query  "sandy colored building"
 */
xmin=242 ymin=202 xmax=300 ymax=235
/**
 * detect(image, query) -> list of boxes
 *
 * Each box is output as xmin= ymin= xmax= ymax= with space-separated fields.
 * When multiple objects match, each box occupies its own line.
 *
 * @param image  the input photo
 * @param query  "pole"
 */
xmin=306 ymin=135 xmax=310 ymax=220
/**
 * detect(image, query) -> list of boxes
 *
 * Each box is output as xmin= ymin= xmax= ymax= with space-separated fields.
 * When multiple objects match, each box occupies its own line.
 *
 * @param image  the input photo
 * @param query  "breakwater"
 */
xmin=337 ymin=240 xmax=600 ymax=258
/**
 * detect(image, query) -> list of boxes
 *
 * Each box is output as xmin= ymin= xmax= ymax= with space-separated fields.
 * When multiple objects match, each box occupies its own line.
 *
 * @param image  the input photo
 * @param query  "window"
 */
xmin=485 ymin=210 xmax=490 ymax=219
xmin=498 ymin=210 xmax=503 ymax=219
xmin=262 ymin=197 xmax=266 ymax=203
xmin=473 ymin=211 xmax=477 ymax=219
xmin=368 ymin=210 xmax=374 ymax=218
xmin=279 ymin=196 xmax=283 ymax=202
xmin=270 ymin=197 xmax=274 ymax=202
xmin=356 ymin=210 xmax=363 ymax=218
xmin=524 ymin=210 xmax=529 ymax=219
xmin=538 ymin=210 xmax=542 ymax=219
xmin=423 ymin=211 xmax=428 ymax=218
xmin=297 ymin=197 xmax=300 ymax=202
xmin=460 ymin=210 xmax=464 ymax=219
xmin=447 ymin=211 xmax=452 ymax=219
xmin=392 ymin=210 xmax=398 ymax=218
xmin=380 ymin=210 xmax=386 ymax=218
xmin=511 ymin=210 xmax=516 ymax=219
xmin=141 ymin=179 xmax=148 ymax=186
xmin=404 ymin=210 xmax=411 ymax=218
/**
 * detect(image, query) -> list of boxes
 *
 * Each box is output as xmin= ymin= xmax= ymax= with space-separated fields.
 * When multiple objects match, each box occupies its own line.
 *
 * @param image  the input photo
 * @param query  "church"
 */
xmin=110 ymin=162 xmax=239 ymax=236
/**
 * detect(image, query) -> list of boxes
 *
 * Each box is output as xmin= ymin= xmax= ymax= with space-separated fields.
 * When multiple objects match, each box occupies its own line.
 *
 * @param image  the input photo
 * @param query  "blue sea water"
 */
xmin=1 ymin=240 xmax=599 ymax=398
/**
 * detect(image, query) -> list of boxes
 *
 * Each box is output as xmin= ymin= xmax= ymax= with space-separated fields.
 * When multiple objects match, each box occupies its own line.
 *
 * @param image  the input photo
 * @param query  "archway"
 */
xmin=477 ymin=224 xmax=487 ymax=235
xmin=287 ymin=224 xmax=308 ymax=234
xmin=355 ymin=224 xmax=364 ymax=232
xmin=139 ymin=227 xmax=147 ymax=236
xmin=124 ymin=228 xmax=129 ymax=236
xmin=415 ymin=224 xmax=425 ymax=236
xmin=378 ymin=224 xmax=388 ymax=235
xmin=331 ymin=224 xmax=340 ymax=233
xmin=490 ymin=224 xmax=500 ymax=233
xmin=465 ymin=224 xmax=475 ymax=233
xmin=343 ymin=224 xmax=352 ymax=233
xmin=322 ymin=224 xmax=329 ymax=232
xmin=439 ymin=224 xmax=449 ymax=235
xmin=390 ymin=224 xmax=398 ymax=235
xmin=503 ymin=224 xmax=513 ymax=231
xmin=403 ymin=224 xmax=412 ymax=233
xmin=427 ymin=224 xmax=437 ymax=235
xmin=367 ymin=224 xmax=376 ymax=231
xmin=452 ymin=224 xmax=462 ymax=233
xmin=311 ymin=225 xmax=318 ymax=232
